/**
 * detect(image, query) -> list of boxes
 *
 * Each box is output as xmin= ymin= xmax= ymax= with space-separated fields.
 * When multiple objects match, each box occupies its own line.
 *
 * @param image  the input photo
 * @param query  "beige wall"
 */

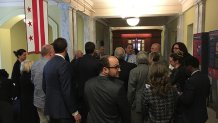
xmin=96 ymin=21 xmax=105 ymax=47
xmin=0 ymin=29 xmax=12 ymax=74
xmin=48 ymin=5 xmax=61 ymax=36
xmin=183 ymin=6 xmax=195 ymax=53
xmin=205 ymin=0 xmax=218 ymax=32
xmin=10 ymin=20 xmax=40 ymax=65
xmin=0 ymin=5 xmax=59 ymax=76
xmin=165 ymin=17 xmax=178 ymax=54
xmin=96 ymin=21 xmax=110 ymax=54
xmin=77 ymin=14 xmax=84 ymax=51
xmin=48 ymin=25 xmax=53 ymax=43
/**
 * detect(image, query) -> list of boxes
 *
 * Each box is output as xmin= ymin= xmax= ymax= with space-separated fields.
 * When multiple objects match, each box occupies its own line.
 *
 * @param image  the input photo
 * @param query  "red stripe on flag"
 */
xmin=39 ymin=0 xmax=45 ymax=47
xmin=32 ymin=0 xmax=39 ymax=53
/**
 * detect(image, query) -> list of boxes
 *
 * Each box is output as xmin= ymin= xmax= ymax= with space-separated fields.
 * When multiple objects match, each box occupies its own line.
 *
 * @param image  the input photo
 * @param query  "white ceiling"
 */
xmin=0 ymin=0 xmax=182 ymax=17
xmin=90 ymin=0 xmax=182 ymax=27
xmin=92 ymin=0 xmax=182 ymax=17
xmin=0 ymin=0 xmax=183 ymax=27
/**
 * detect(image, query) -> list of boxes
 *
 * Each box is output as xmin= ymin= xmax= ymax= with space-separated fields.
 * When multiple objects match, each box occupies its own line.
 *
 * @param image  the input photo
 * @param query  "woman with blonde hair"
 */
xmin=142 ymin=62 xmax=178 ymax=123
xmin=20 ymin=60 xmax=39 ymax=123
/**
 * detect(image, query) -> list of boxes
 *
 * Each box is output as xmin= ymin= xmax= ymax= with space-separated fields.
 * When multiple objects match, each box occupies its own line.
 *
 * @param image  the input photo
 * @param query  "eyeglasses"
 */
xmin=173 ymin=47 xmax=179 ymax=49
xmin=107 ymin=65 xmax=120 ymax=69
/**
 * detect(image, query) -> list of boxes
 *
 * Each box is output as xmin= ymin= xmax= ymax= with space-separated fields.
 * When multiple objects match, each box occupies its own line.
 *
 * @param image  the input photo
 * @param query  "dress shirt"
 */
xmin=55 ymin=54 xmax=65 ymax=59
xmin=125 ymin=54 xmax=136 ymax=64
xmin=31 ymin=57 xmax=49 ymax=108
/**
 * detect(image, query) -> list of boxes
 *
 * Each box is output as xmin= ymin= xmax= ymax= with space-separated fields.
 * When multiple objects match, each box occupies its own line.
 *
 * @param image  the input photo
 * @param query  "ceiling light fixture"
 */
xmin=126 ymin=17 xmax=140 ymax=26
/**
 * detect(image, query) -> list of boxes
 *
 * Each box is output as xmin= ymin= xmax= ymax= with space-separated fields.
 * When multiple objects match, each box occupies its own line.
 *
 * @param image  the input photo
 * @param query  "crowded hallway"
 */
xmin=0 ymin=0 xmax=218 ymax=123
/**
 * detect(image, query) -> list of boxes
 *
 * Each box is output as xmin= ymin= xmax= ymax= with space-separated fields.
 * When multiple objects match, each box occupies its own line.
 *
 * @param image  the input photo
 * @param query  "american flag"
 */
xmin=24 ymin=0 xmax=48 ymax=53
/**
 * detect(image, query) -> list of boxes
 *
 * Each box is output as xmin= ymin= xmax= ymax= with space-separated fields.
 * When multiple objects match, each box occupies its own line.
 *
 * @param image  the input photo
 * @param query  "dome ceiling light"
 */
xmin=126 ymin=17 xmax=140 ymax=26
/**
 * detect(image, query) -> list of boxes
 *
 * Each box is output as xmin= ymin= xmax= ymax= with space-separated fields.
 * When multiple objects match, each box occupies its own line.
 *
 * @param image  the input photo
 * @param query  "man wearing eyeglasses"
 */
xmin=84 ymin=56 xmax=131 ymax=123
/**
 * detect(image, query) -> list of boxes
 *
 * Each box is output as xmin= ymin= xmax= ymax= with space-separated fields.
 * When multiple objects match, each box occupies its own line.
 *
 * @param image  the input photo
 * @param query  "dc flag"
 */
xmin=24 ymin=0 xmax=48 ymax=53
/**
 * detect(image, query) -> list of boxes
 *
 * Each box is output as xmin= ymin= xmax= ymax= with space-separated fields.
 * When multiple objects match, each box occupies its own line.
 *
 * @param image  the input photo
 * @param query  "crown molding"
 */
xmin=111 ymin=26 xmax=163 ymax=30
xmin=179 ymin=0 xmax=195 ymax=12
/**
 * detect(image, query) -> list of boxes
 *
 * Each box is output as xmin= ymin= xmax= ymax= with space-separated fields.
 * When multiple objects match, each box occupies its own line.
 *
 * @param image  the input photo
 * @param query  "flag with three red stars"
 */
xmin=24 ymin=0 xmax=48 ymax=53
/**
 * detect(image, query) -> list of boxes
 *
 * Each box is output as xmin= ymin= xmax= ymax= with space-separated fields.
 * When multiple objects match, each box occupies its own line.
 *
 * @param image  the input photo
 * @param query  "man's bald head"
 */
xmin=114 ymin=47 xmax=125 ymax=60
xmin=75 ymin=50 xmax=83 ymax=59
xmin=151 ymin=43 xmax=161 ymax=53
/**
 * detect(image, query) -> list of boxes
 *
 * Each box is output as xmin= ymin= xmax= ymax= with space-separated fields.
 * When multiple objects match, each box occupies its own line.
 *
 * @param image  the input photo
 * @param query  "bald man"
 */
xmin=114 ymin=47 xmax=136 ymax=90
xmin=71 ymin=50 xmax=83 ymax=63
xmin=31 ymin=44 xmax=55 ymax=123
xmin=75 ymin=50 xmax=83 ymax=59
xmin=150 ymin=43 xmax=168 ymax=65
xmin=150 ymin=43 xmax=161 ymax=53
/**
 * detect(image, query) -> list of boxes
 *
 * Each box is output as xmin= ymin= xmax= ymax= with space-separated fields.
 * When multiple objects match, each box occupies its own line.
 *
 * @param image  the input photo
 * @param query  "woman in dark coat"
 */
xmin=11 ymin=49 xmax=27 ymax=98
xmin=11 ymin=49 xmax=27 ymax=123
xmin=20 ymin=60 xmax=39 ymax=123
xmin=0 ymin=69 xmax=14 ymax=123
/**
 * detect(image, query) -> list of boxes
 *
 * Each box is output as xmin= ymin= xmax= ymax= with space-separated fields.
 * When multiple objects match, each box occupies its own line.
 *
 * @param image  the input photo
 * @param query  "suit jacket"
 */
xmin=169 ymin=65 xmax=189 ymax=92
xmin=0 ymin=78 xmax=13 ymax=102
xmin=20 ymin=72 xmax=38 ymax=123
xmin=179 ymin=71 xmax=210 ymax=123
xmin=72 ymin=54 xmax=100 ymax=101
xmin=11 ymin=60 xmax=21 ymax=98
xmin=84 ymin=76 xmax=131 ymax=123
xmin=127 ymin=64 xmax=149 ymax=112
xmin=118 ymin=59 xmax=136 ymax=90
xmin=43 ymin=55 xmax=78 ymax=119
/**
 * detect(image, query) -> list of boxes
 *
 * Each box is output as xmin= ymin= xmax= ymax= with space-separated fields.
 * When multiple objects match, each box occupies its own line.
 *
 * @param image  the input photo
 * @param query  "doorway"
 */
xmin=112 ymin=29 xmax=162 ymax=52
xmin=187 ymin=24 xmax=194 ymax=54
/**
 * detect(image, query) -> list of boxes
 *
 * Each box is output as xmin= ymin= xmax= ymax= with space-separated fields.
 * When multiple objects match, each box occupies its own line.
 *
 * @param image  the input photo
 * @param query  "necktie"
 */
xmin=126 ymin=55 xmax=129 ymax=62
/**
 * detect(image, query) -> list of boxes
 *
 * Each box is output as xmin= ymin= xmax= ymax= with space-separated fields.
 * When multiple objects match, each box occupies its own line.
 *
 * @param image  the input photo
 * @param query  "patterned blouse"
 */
xmin=142 ymin=84 xmax=178 ymax=123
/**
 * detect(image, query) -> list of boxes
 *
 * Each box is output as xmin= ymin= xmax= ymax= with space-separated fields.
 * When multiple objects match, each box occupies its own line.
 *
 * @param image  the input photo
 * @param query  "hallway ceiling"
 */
xmin=0 ymin=0 xmax=183 ymax=27
xmin=92 ymin=0 xmax=182 ymax=17
xmin=91 ymin=0 xmax=182 ymax=27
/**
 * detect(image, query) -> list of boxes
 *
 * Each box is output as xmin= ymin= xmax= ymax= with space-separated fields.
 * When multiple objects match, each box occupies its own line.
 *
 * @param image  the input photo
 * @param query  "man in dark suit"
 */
xmin=114 ymin=47 xmax=136 ymax=90
xmin=72 ymin=42 xmax=100 ymax=123
xmin=43 ymin=38 xmax=81 ymax=123
xmin=84 ymin=56 xmax=130 ymax=123
xmin=179 ymin=56 xmax=210 ymax=123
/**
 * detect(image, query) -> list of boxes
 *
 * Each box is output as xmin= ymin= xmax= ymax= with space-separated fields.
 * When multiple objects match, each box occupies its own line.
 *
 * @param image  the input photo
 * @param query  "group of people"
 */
xmin=0 ymin=38 xmax=211 ymax=123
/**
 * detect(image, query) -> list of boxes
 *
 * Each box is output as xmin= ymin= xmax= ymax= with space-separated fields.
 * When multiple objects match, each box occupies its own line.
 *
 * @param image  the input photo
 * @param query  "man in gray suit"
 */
xmin=128 ymin=51 xmax=149 ymax=123
xmin=84 ymin=56 xmax=130 ymax=123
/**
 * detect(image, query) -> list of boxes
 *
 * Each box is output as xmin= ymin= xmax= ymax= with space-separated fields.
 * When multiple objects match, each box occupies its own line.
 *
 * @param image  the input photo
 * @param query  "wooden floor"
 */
xmin=206 ymin=108 xmax=218 ymax=123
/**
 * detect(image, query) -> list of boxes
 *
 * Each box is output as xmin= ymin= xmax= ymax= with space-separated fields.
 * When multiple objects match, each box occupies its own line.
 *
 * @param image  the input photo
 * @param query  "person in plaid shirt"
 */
xmin=142 ymin=62 xmax=178 ymax=123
